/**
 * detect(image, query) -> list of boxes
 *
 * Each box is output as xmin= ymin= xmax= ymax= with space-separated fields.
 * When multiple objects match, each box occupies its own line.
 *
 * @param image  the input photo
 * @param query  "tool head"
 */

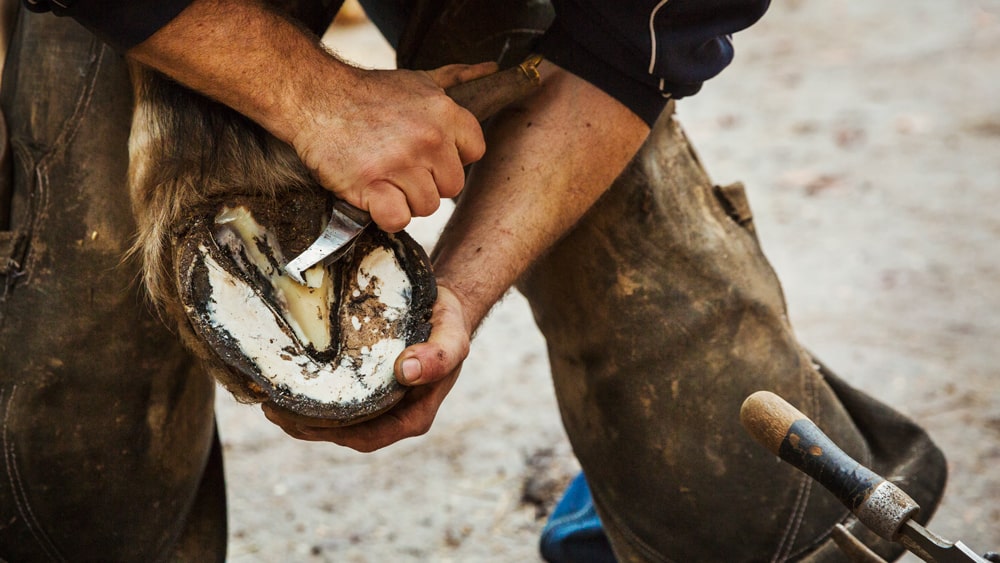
xmin=283 ymin=200 xmax=372 ymax=284
xmin=898 ymin=520 xmax=991 ymax=563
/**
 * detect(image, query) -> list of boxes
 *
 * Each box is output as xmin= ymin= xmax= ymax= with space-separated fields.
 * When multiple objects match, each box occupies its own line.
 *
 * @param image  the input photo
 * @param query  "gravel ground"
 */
xmin=217 ymin=1 xmax=1000 ymax=560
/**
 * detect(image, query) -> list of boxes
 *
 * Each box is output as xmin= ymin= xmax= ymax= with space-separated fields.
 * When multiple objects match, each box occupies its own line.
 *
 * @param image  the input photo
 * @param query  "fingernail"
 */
xmin=401 ymin=358 xmax=422 ymax=384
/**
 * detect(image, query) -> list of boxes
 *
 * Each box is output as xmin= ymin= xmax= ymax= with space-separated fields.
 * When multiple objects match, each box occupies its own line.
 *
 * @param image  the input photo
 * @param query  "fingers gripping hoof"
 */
xmin=175 ymin=194 xmax=437 ymax=425
xmin=127 ymin=63 xmax=436 ymax=426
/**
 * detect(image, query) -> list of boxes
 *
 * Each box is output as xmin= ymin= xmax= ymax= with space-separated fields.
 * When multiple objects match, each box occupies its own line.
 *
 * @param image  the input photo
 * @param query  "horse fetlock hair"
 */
xmin=126 ymin=62 xmax=315 ymax=309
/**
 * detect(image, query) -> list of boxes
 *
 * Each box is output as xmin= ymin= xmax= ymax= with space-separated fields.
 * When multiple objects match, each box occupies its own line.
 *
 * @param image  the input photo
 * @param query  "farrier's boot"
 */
xmin=516 ymin=107 xmax=947 ymax=562
xmin=0 ymin=10 xmax=225 ymax=561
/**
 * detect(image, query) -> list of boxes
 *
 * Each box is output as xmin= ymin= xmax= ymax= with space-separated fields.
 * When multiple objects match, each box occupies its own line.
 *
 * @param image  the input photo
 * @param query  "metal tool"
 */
xmin=283 ymin=199 xmax=371 ymax=284
xmin=740 ymin=390 xmax=995 ymax=563
xmin=282 ymin=56 xmax=543 ymax=284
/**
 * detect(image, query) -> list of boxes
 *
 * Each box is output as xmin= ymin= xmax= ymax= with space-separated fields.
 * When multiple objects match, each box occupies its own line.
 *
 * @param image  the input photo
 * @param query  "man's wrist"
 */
xmin=432 ymin=275 xmax=485 ymax=336
xmin=264 ymin=48 xmax=359 ymax=146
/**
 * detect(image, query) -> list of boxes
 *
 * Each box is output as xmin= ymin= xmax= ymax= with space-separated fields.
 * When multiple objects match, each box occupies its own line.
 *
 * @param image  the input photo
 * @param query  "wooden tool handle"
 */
xmin=741 ymin=391 xmax=886 ymax=509
xmin=444 ymin=55 xmax=542 ymax=122
xmin=740 ymin=391 xmax=920 ymax=540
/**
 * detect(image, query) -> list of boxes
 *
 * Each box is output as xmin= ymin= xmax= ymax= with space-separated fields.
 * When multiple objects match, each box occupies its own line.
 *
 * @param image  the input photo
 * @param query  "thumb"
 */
xmin=425 ymin=61 xmax=499 ymax=90
xmin=394 ymin=289 xmax=471 ymax=386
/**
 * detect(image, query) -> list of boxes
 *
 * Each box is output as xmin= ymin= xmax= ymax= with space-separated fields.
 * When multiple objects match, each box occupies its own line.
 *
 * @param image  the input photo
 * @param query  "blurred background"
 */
xmin=216 ymin=1 xmax=1000 ymax=560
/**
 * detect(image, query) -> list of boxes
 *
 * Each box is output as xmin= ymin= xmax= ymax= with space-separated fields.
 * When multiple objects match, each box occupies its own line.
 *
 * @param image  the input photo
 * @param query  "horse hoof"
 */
xmin=175 ymin=192 xmax=435 ymax=425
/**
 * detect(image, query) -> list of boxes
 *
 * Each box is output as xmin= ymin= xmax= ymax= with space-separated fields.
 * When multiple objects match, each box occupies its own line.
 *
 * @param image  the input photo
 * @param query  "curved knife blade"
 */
xmin=283 ymin=200 xmax=371 ymax=285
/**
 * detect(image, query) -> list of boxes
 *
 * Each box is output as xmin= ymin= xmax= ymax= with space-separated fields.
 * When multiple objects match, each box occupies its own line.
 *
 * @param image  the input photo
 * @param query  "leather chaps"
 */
xmin=0 ymin=10 xmax=225 ymax=562
xmin=400 ymin=1 xmax=949 ymax=561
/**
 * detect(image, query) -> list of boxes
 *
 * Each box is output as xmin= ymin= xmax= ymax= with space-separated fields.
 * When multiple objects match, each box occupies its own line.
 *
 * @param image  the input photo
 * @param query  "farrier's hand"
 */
xmin=290 ymin=63 xmax=496 ymax=232
xmin=262 ymin=284 xmax=472 ymax=452
xmin=266 ymin=62 xmax=651 ymax=450
xmin=128 ymin=0 xmax=494 ymax=233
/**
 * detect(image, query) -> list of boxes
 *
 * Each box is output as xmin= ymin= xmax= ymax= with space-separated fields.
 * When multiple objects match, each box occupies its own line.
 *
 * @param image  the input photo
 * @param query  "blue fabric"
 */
xmin=540 ymin=472 xmax=617 ymax=563
xmin=538 ymin=0 xmax=770 ymax=125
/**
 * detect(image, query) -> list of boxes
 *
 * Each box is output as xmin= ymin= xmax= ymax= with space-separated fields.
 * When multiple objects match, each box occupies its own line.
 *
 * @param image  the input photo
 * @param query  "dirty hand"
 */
xmin=128 ymin=0 xmax=493 ymax=233
xmin=262 ymin=285 xmax=472 ymax=452
xmin=291 ymin=63 xmax=496 ymax=233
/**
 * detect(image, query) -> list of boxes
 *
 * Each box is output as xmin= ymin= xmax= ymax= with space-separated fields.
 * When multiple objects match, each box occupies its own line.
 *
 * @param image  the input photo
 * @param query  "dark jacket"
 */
xmin=24 ymin=0 xmax=769 ymax=125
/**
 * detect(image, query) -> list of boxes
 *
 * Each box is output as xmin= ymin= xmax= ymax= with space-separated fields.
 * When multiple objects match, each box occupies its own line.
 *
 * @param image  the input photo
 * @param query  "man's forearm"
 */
xmin=432 ymin=62 xmax=651 ymax=332
xmin=127 ymin=0 xmax=347 ymax=145
xmin=127 ymin=0 xmax=489 ymax=232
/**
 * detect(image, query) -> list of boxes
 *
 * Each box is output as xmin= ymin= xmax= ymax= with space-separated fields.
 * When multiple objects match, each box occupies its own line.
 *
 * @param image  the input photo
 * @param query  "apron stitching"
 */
xmin=3 ymin=385 xmax=66 ymax=561
xmin=37 ymin=40 xmax=105 ymax=168
xmin=9 ymin=38 xmax=105 ymax=289
xmin=769 ymin=473 xmax=813 ymax=562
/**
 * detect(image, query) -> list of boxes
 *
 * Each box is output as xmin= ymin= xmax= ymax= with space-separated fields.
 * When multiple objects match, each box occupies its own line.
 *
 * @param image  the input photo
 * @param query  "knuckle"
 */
xmin=371 ymin=205 xmax=410 ymax=233
xmin=440 ymin=176 xmax=464 ymax=199
xmin=469 ymin=134 xmax=486 ymax=159
xmin=417 ymin=196 xmax=441 ymax=216
xmin=445 ymin=342 xmax=470 ymax=367
xmin=410 ymin=418 xmax=433 ymax=437
xmin=384 ymin=217 xmax=409 ymax=233
xmin=458 ymin=136 xmax=486 ymax=165
xmin=428 ymin=340 xmax=466 ymax=371
xmin=417 ymin=124 xmax=447 ymax=149
xmin=351 ymin=442 xmax=379 ymax=454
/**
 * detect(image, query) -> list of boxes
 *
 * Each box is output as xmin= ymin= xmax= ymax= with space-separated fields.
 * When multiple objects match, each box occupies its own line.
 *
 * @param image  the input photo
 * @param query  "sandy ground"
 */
xmin=217 ymin=1 xmax=1000 ymax=560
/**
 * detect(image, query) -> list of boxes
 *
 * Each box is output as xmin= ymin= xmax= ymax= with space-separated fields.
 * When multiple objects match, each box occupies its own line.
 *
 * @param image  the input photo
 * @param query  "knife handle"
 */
xmin=740 ymin=391 xmax=920 ymax=541
xmin=444 ymin=54 xmax=542 ymax=122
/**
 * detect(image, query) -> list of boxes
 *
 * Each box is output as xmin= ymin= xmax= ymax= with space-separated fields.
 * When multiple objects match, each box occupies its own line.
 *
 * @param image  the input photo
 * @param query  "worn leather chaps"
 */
xmin=0 ymin=10 xmax=226 ymax=562
xmin=400 ymin=1 xmax=948 ymax=561
xmin=516 ymin=112 xmax=946 ymax=562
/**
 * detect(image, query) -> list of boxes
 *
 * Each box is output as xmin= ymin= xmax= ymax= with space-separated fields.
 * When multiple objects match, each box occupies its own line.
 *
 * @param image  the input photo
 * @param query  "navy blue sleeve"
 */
xmin=23 ymin=0 xmax=195 ymax=51
xmin=537 ymin=0 xmax=770 ymax=125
